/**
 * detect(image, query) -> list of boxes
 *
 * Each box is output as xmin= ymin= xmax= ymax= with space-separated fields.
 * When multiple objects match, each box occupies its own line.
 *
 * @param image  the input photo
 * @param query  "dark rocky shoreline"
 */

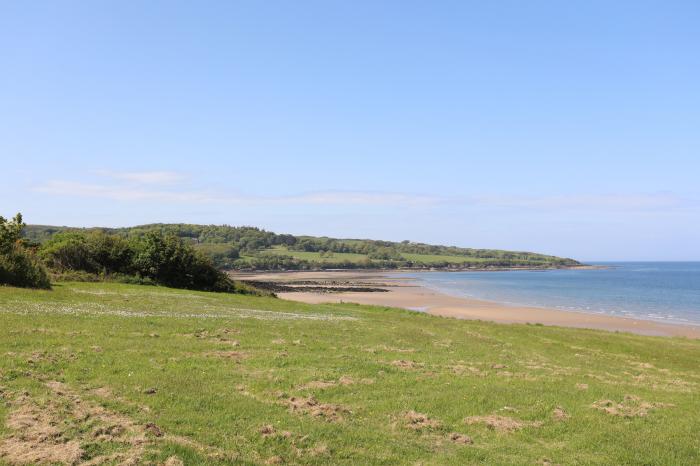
xmin=240 ymin=279 xmax=390 ymax=294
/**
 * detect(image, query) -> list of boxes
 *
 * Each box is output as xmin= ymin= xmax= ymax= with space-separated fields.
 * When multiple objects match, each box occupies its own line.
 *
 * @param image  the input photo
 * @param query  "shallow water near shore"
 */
xmin=398 ymin=262 xmax=700 ymax=326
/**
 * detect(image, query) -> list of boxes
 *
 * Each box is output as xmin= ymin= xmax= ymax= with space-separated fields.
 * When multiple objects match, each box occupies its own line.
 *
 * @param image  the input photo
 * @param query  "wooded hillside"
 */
xmin=24 ymin=223 xmax=581 ymax=271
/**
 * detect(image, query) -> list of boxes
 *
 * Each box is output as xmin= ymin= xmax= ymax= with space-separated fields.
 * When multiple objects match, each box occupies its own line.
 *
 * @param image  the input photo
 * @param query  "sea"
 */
xmin=398 ymin=262 xmax=700 ymax=326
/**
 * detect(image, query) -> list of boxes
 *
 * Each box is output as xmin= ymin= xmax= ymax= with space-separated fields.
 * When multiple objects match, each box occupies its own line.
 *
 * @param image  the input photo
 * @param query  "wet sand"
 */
xmin=232 ymin=271 xmax=700 ymax=338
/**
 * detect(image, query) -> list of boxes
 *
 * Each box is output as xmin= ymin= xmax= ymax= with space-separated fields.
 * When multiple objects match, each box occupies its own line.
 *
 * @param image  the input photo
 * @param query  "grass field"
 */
xmin=0 ymin=282 xmax=699 ymax=465
xmin=262 ymin=247 xmax=368 ymax=263
xmin=399 ymin=253 xmax=491 ymax=265
xmin=263 ymin=247 xmax=496 ymax=266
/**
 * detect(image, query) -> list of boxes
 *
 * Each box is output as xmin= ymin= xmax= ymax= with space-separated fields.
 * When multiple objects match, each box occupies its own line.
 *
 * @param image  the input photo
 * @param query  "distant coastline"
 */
xmin=24 ymin=223 xmax=582 ymax=272
xmin=232 ymin=264 xmax=606 ymax=273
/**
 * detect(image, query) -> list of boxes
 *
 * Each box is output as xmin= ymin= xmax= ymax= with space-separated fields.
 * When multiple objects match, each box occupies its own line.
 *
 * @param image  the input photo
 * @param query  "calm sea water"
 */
xmin=399 ymin=262 xmax=700 ymax=326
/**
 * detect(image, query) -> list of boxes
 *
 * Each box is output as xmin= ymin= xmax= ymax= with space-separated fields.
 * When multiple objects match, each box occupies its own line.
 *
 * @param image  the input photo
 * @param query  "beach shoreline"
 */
xmin=230 ymin=270 xmax=700 ymax=339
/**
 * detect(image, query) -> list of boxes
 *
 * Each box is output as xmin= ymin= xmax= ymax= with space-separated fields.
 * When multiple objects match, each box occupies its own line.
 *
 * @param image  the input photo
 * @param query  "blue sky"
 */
xmin=2 ymin=1 xmax=699 ymax=261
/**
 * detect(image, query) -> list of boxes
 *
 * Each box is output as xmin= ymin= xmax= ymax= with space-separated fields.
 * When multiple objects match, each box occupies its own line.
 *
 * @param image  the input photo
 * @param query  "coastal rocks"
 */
xmin=240 ymin=279 xmax=390 ymax=294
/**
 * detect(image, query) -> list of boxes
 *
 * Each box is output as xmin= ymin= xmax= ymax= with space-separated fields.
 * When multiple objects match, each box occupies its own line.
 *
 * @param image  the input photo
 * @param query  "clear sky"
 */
xmin=2 ymin=1 xmax=699 ymax=261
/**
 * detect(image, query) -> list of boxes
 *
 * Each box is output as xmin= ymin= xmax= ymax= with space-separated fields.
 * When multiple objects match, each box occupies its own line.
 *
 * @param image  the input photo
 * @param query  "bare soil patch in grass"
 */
xmin=591 ymin=395 xmax=674 ymax=418
xmin=451 ymin=364 xmax=488 ymax=377
xmin=0 ymin=396 xmax=83 ymax=464
xmin=552 ymin=407 xmax=569 ymax=421
xmin=390 ymin=360 xmax=424 ymax=370
xmin=297 ymin=375 xmax=371 ymax=391
xmin=204 ymin=350 xmax=246 ymax=360
xmin=403 ymin=411 xmax=442 ymax=431
xmin=0 ymin=381 xmax=147 ymax=465
xmin=163 ymin=456 xmax=185 ymax=466
xmin=464 ymin=414 xmax=543 ymax=433
xmin=0 ymin=379 xmax=223 ymax=465
xmin=449 ymin=432 xmax=473 ymax=444
xmin=298 ymin=380 xmax=337 ymax=390
xmin=285 ymin=395 xmax=349 ymax=422
xmin=258 ymin=424 xmax=277 ymax=438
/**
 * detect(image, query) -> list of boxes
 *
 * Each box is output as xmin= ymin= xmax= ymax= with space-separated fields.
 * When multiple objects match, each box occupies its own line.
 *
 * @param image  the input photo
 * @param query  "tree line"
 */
xmin=1 ymin=214 xmax=261 ymax=293
xmin=22 ymin=222 xmax=580 ymax=273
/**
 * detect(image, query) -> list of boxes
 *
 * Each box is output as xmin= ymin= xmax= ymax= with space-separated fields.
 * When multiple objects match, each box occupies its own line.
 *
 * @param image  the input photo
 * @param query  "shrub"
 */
xmin=40 ymin=231 xmax=134 ymax=274
xmin=40 ymin=232 xmax=97 ymax=272
xmin=48 ymin=269 xmax=103 ymax=283
xmin=36 ymin=228 xmax=242 ymax=293
xmin=0 ymin=245 xmax=51 ymax=289
xmin=0 ymin=213 xmax=51 ymax=289
xmin=130 ymin=231 xmax=235 ymax=291
xmin=85 ymin=231 xmax=134 ymax=274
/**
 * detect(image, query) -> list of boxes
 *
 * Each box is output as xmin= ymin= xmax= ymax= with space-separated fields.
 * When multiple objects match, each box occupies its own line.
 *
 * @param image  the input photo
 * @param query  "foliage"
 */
xmin=130 ymin=231 xmax=234 ymax=292
xmin=0 ymin=243 xmax=52 ymax=289
xmin=0 ymin=213 xmax=51 ymax=289
xmin=0 ymin=213 xmax=25 ymax=253
xmin=40 ymin=231 xmax=135 ymax=275
xmin=28 ymin=221 xmax=265 ymax=294
xmin=368 ymin=247 xmax=404 ymax=261
xmin=193 ymin=243 xmax=240 ymax=269
xmin=23 ymin=223 xmax=582 ymax=271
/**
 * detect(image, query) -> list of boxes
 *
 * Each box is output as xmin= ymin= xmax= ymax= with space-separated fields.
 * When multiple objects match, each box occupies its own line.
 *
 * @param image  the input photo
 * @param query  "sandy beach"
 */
xmin=232 ymin=271 xmax=700 ymax=338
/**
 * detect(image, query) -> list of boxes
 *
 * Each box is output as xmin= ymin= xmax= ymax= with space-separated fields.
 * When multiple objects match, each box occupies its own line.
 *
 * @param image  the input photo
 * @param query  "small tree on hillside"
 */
xmin=0 ymin=213 xmax=51 ymax=289
xmin=0 ymin=213 xmax=24 ymax=253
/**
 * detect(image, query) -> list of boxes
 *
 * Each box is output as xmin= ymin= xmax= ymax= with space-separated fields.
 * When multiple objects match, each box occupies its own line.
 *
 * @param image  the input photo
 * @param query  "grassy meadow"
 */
xmin=256 ymin=246 xmax=368 ymax=264
xmin=0 ymin=282 xmax=699 ymax=465
xmin=261 ymin=246 xmax=513 ymax=266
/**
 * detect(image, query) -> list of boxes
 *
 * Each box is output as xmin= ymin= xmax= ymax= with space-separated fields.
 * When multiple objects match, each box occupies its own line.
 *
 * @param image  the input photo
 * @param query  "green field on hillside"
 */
xmin=263 ymin=247 xmax=488 ymax=265
xmin=261 ymin=246 xmax=369 ymax=264
xmin=262 ymin=247 xmax=556 ymax=266
xmin=1 ymin=283 xmax=698 ymax=465
xmin=399 ymin=253 xmax=493 ymax=264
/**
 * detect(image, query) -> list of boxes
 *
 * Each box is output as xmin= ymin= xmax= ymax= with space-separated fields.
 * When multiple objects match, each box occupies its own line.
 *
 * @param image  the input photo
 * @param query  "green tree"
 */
xmin=85 ymin=231 xmax=134 ymax=274
xmin=131 ymin=231 xmax=234 ymax=291
xmin=0 ymin=213 xmax=51 ymax=289
xmin=40 ymin=232 xmax=97 ymax=272
xmin=0 ymin=213 xmax=24 ymax=253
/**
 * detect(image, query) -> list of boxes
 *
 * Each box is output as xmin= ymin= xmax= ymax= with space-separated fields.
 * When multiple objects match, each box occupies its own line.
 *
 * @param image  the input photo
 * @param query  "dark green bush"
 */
xmin=0 ymin=246 xmax=51 ymax=289
xmin=130 ymin=231 xmax=234 ymax=291
xmin=40 ymin=231 xmax=134 ymax=274
xmin=0 ymin=214 xmax=51 ymax=289
xmin=38 ymin=229 xmax=236 ymax=292
xmin=40 ymin=232 xmax=97 ymax=272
